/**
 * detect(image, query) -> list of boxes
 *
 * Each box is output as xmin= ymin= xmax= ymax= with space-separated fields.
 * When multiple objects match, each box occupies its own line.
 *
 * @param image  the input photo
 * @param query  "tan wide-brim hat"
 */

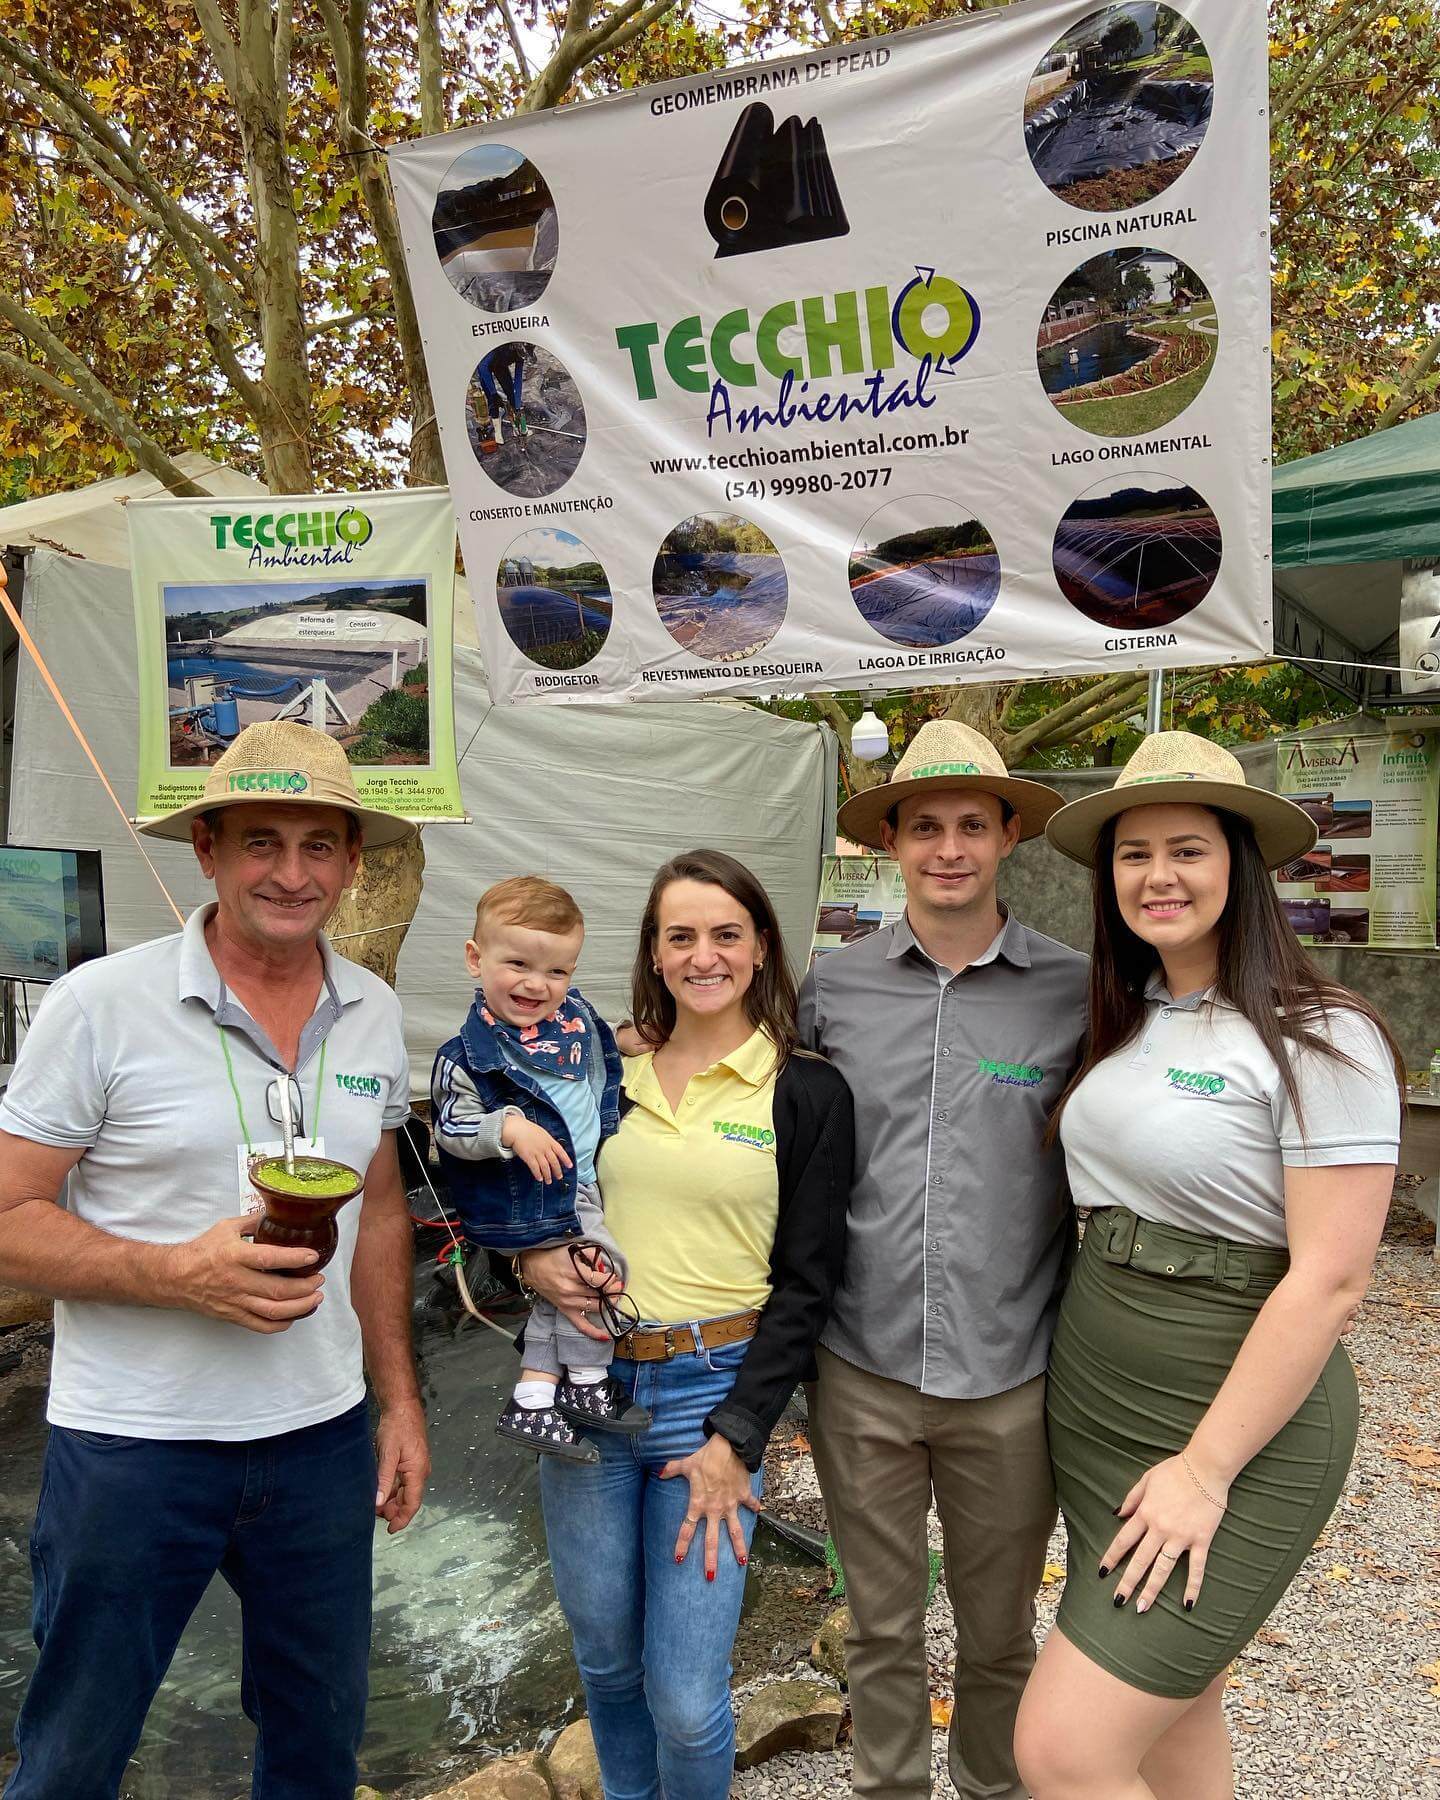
xmin=139 ymin=719 xmax=416 ymax=848
xmin=837 ymin=719 xmax=1065 ymax=850
xmin=1045 ymin=730 xmax=1318 ymax=871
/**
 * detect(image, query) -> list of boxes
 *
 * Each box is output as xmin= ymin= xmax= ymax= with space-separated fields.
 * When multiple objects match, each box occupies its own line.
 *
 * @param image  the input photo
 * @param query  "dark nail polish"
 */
xmin=1114 ymin=1593 xmax=1127 ymax=1608
xmin=674 ymin=1554 xmax=684 ymax=1565
xmin=1097 ymin=1565 xmax=1110 ymax=1579
xmin=1112 ymin=1506 xmax=1122 ymax=1516
xmin=1184 ymin=1599 xmax=1194 ymax=1612
xmin=738 ymin=1556 xmax=748 ymax=1567
xmin=706 ymin=1570 xmax=715 ymax=1583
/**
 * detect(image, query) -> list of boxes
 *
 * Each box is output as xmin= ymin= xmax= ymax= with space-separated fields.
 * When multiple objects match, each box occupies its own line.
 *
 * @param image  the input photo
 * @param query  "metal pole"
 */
xmin=1146 ymin=668 xmax=1163 ymax=735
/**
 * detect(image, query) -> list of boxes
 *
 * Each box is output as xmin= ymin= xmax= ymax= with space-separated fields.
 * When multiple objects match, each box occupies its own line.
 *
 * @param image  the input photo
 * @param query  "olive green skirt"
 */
xmin=1048 ymin=1206 xmax=1357 ymax=1700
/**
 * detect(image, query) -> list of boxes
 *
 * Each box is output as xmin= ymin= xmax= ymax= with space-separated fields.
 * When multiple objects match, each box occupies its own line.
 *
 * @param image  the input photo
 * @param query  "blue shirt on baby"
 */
xmin=497 ymin=1036 xmax=602 ymax=1184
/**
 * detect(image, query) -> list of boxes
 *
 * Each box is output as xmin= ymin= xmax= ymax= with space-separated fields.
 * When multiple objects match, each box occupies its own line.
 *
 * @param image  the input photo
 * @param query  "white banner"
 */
xmin=389 ymin=0 xmax=1270 ymax=705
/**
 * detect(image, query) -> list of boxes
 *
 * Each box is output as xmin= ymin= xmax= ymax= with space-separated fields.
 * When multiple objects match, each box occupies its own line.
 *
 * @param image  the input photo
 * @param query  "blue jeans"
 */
xmin=5 ymin=1402 xmax=376 ymax=1800
xmin=540 ymin=1335 xmax=764 ymax=1800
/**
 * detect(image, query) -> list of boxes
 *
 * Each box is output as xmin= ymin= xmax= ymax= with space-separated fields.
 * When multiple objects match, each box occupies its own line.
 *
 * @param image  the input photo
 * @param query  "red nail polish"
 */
xmin=738 ymin=1555 xmax=748 ymax=1567
xmin=706 ymin=1570 xmax=715 ymax=1582
xmin=675 ymin=1554 xmax=684 ymax=1564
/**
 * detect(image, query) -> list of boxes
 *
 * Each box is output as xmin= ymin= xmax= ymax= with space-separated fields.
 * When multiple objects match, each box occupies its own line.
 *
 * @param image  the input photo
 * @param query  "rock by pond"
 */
xmin=734 ymin=1678 xmax=845 ymax=1768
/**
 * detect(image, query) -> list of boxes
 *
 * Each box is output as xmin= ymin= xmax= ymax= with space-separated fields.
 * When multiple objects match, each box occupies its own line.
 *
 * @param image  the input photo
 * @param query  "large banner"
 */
xmin=389 ymin=0 xmax=1270 ymax=705
xmin=1275 ymin=730 xmax=1440 ymax=950
xmin=130 ymin=490 xmax=464 ymax=822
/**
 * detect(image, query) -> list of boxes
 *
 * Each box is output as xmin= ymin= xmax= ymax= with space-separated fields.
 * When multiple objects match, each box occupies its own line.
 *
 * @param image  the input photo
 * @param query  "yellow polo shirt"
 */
xmin=600 ymin=1027 xmax=781 ymax=1325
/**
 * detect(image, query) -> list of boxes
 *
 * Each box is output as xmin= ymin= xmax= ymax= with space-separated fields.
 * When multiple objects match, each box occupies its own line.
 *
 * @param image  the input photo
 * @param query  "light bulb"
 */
xmin=850 ymin=708 xmax=889 ymax=761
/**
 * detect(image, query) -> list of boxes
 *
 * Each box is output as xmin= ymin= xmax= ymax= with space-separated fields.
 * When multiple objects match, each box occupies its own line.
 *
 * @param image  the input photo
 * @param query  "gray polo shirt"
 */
xmin=799 ymin=911 xmax=1088 ymax=1400
xmin=1061 ymin=977 xmax=1401 ymax=1248
xmin=0 ymin=903 xmax=410 ymax=1439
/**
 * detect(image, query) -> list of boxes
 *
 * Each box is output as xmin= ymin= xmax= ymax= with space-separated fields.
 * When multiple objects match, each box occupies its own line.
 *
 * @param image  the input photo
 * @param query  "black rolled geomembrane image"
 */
xmin=432 ymin=143 xmax=557 ymax=311
xmin=704 ymin=103 xmax=849 ymax=259
xmin=1052 ymin=471 xmax=1221 ymax=631
xmin=652 ymin=513 xmax=787 ymax=662
xmin=849 ymin=497 xmax=1001 ymax=649
xmin=465 ymin=342 xmax=586 ymax=499
xmin=496 ymin=527 xmax=612 ymax=671
xmin=1024 ymin=4 xmax=1213 ymax=212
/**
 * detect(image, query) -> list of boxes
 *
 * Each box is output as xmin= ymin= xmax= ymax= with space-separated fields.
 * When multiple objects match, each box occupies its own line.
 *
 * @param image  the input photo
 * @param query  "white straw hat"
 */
xmin=1045 ymin=730 xmax=1318 ymax=870
xmin=139 ymin=720 xmax=415 ymax=848
xmin=836 ymin=719 xmax=1064 ymax=850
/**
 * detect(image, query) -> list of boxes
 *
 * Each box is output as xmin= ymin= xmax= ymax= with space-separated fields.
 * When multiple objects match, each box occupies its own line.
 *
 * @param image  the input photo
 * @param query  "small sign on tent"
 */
xmin=129 ymin=489 xmax=464 ymax=822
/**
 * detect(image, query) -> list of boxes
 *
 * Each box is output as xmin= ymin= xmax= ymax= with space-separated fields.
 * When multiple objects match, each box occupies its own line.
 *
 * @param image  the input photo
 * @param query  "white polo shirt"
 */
xmin=0 ymin=904 xmax=410 ymax=1438
xmin=1061 ymin=978 xmax=1400 ymax=1249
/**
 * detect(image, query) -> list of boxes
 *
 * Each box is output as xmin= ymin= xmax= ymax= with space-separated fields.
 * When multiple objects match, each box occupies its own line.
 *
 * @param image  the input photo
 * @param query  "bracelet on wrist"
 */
xmin=1180 ymin=1450 xmax=1226 ymax=1509
xmin=510 ymin=1253 xmax=539 ymax=1303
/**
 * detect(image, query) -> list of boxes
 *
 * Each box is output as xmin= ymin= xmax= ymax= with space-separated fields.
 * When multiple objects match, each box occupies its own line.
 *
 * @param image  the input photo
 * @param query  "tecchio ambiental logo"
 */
xmin=208 ymin=507 xmax=373 ymax=551
xmin=1166 ymin=1068 xmax=1226 ymax=1097
xmin=978 ymin=1057 xmax=1044 ymax=1089
xmin=226 ymin=770 xmax=310 ymax=795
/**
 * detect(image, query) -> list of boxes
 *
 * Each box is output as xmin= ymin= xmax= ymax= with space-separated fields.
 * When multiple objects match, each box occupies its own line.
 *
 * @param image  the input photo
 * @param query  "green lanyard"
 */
xmin=218 ymin=1024 xmax=327 ymax=1154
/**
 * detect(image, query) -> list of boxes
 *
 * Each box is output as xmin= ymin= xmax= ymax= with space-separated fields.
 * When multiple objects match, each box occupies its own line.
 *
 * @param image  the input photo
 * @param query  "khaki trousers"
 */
xmin=809 ymin=1346 xmax=1055 ymax=1800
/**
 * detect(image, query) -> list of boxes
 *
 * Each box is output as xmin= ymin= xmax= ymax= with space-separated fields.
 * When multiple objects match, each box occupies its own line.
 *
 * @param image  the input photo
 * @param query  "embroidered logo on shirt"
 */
xmin=1166 ymin=1067 xmax=1226 ymax=1097
xmin=335 ymin=1072 xmax=383 ymax=1098
xmin=712 ymin=1120 xmax=776 ymax=1150
xmin=977 ymin=1057 xmax=1044 ymax=1088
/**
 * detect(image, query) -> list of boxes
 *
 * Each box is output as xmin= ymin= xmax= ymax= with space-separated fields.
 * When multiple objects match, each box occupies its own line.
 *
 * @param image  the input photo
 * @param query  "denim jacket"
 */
xmin=430 ymin=989 xmax=622 ymax=1251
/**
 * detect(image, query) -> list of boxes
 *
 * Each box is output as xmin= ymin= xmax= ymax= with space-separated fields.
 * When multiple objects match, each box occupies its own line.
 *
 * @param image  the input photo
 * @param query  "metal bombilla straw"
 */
xmin=276 ymin=1075 xmax=298 ymax=1175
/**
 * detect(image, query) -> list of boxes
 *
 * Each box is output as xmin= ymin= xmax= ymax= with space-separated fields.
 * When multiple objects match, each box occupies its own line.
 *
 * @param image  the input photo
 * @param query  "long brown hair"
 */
xmin=1050 ymin=807 xmax=1405 ymax=1141
xmin=630 ymin=849 xmax=799 ymax=1067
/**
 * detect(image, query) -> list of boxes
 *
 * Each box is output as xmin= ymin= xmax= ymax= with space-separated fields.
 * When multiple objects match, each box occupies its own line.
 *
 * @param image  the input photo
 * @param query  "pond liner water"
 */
xmin=704 ymin=102 xmax=849 ymax=258
xmin=1025 ymin=77 xmax=1213 ymax=189
xmin=756 ymin=1506 xmax=829 ymax=1564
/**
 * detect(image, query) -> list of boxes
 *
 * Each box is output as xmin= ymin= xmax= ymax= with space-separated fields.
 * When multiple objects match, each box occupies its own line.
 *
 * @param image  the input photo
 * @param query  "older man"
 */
xmin=0 ymin=720 xmax=428 ymax=1800
xmin=801 ymin=720 xmax=1088 ymax=1800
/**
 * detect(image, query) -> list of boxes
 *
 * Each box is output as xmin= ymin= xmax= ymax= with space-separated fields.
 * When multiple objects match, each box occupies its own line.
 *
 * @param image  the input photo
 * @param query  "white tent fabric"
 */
xmin=6 ymin=548 xmax=836 ymax=1092
xmin=0 ymin=453 xmax=269 ymax=564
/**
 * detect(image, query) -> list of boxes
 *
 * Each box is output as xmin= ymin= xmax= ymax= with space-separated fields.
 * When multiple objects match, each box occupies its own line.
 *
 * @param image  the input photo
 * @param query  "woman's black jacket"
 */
xmin=618 ymin=1049 xmax=855 ymax=1473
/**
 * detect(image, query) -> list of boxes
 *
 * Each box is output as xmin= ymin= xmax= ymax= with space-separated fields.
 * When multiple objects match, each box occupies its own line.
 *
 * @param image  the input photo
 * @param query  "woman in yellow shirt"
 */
xmin=519 ymin=848 xmax=854 ymax=1800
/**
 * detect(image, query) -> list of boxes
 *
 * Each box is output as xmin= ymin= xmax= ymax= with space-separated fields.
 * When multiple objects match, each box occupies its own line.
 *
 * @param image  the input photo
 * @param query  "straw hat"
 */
xmin=1045 ymin=731 xmax=1317 ymax=870
xmin=139 ymin=720 xmax=415 ymax=848
xmin=837 ymin=719 xmax=1065 ymax=850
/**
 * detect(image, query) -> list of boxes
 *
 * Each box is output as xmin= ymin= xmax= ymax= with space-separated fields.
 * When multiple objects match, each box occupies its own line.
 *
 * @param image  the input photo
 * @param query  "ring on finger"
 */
xmin=1157 ymin=1549 xmax=1180 ymax=1562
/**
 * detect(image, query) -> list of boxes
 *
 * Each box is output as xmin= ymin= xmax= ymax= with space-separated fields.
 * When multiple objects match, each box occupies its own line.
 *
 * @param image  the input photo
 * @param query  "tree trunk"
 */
xmin=328 ymin=833 xmax=428 ymax=986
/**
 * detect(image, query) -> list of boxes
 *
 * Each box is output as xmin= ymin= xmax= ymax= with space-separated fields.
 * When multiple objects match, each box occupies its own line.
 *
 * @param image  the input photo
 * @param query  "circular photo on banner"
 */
xmin=652 ymin=514 xmax=787 ymax=662
xmin=849 ymin=497 xmax=1001 ymax=649
xmin=496 ymin=528 xmax=612 ymax=671
xmin=1053 ymin=470 xmax=1221 ymax=630
xmin=1024 ymin=4 xmax=1213 ymax=212
xmin=1037 ymin=249 xmax=1217 ymax=437
xmin=465 ymin=343 xmax=586 ymax=499
xmin=432 ymin=144 xmax=557 ymax=311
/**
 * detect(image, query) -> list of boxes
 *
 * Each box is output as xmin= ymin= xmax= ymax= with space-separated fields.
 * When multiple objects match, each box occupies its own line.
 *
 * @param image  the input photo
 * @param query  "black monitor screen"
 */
xmin=0 ymin=847 xmax=106 ymax=983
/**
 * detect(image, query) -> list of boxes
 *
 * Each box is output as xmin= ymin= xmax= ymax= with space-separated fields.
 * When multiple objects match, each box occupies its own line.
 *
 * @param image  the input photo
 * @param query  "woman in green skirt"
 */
xmin=1014 ymin=732 xmax=1403 ymax=1800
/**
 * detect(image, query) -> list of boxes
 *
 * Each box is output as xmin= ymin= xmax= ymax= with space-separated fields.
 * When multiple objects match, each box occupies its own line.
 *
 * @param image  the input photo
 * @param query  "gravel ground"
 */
xmin=733 ymin=1201 xmax=1440 ymax=1799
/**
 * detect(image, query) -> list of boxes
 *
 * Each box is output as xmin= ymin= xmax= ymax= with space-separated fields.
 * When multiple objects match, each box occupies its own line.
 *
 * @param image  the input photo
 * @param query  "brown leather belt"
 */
xmin=613 ymin=1311 xmax=760 ymax=1362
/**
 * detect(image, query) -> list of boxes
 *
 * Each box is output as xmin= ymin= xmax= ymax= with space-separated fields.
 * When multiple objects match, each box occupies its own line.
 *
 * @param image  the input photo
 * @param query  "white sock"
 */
xmin=567 ymin=1366 xmax=607 ymax=1386
xmin=514 ymin=1379 xmax=556 ymax=1410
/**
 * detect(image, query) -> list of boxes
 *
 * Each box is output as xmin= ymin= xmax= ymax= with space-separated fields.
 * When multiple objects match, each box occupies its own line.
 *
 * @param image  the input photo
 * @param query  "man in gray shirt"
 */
xmin=799 ymin=720 xmax=1087 ymax=1800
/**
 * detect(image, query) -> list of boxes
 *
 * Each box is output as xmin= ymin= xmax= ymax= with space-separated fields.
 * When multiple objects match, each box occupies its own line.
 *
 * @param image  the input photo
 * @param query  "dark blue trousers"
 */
xmin=5 ymin=1401 xmax=376 ymax=1800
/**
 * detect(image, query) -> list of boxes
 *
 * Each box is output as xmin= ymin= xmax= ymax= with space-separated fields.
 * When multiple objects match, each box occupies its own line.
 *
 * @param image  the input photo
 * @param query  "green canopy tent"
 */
xmin=1272 ymin=409 xmax=1440 ymax=708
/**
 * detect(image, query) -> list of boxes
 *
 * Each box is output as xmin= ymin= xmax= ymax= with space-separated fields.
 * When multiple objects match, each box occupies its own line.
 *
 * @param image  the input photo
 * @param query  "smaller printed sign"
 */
xmin=1275 ymin=730 xmax=1439 ymax=950
xmin=810 ymin=854 xmax=908 ymax=964
xmin=129 ymin=489 xmax=463 ymax=822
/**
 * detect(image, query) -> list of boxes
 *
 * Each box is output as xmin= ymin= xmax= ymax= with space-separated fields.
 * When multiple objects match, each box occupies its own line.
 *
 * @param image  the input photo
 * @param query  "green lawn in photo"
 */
xmin=1054 ymin=315 xmax=1216 ymax=438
